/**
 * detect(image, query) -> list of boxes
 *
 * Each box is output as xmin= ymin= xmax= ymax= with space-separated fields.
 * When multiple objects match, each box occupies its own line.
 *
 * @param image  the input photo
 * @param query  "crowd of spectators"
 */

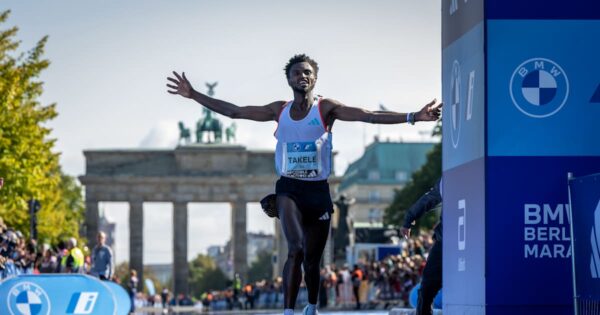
xmin=165 ymin=231 xmax=435 ymax=312
xmin=1 ymin=168 xmax=433 ymax=312
xmin=0 ymin=214 xmax=116 ymax=285
xmin=1 ymin=209 xmax=433 ymax=313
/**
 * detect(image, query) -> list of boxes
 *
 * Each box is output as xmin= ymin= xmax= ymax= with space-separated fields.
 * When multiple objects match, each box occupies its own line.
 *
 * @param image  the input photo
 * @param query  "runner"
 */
xmin=167 ymin=54 xmax=442 ymax=315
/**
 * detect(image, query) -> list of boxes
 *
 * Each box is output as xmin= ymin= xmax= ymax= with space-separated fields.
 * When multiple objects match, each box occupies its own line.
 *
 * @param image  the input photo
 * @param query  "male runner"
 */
xmin=167 ymin=54 xmax=442 ymax=315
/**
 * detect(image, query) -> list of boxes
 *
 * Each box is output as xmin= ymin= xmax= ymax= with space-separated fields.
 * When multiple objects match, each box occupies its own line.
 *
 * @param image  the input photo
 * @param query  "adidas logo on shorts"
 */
xmin=318 ymin=212 xmax=330 ymax=221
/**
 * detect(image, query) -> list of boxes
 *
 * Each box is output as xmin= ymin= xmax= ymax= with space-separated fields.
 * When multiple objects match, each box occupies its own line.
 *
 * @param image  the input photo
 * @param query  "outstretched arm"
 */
xmin=166 ymin=71 xmax=282 ymax=121
xmin=325 ymin=98 xmax=442 ymax=124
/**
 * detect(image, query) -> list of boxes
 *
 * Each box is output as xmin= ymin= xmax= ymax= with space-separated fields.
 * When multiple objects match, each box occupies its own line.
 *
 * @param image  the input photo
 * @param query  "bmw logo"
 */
xmin=450 ymin=60 xmax=461 ymax=148
xmin=7 ymin=282 xmax=51 ymax=315
xmin=509 ymin=58 xmax=569 ymax=118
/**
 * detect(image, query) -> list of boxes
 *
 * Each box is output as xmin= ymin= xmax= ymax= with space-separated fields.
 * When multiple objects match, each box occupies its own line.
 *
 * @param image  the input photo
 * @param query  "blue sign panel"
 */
xmin=486 ymin=156 xmax=600 ymax=313
xmin=569 ymin=172 xmax=600 ymax=302
xmin=0 ymin=275 xmax=128 ymax=315
xmin=486 ymin=0 xmax=600 ymax=20
xmin=442 ymin=158 xmax=486 ymax=313
xmin=488 ymin=20 xmax=600 ymax=156
xmin=442 ymin=22 xmax=485 ymax=171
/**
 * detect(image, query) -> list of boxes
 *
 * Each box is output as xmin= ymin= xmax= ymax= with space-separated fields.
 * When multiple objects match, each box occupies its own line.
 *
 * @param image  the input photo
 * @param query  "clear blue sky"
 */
xmin=2 ymin=0 xmax=441 ymax=264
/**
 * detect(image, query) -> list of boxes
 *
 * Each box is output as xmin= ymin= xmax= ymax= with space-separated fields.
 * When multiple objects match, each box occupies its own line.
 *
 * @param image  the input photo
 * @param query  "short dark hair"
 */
xmin=284 ymin=54 xmax=319 ymax=78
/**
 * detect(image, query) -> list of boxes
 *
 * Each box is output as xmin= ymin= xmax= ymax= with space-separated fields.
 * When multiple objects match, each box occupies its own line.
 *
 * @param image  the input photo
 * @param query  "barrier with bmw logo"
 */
xmin=568 ymin=172 xmax=600 ymax=314
xmin=442 ymin=0 xmax=600 ymax=314
xmin=0 ymin=274 xmax=131 ymax=315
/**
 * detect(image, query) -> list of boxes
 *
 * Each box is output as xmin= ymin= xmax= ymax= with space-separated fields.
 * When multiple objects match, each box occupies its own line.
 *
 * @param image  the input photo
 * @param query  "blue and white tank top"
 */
xmin=274 ymin=97 xmax=332 ymax=181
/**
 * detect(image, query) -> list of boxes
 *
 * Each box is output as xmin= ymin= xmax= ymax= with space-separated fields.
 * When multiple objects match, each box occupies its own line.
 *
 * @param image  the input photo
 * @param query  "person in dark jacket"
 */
xmin=400 ymin=178 xmax=442 ymax=315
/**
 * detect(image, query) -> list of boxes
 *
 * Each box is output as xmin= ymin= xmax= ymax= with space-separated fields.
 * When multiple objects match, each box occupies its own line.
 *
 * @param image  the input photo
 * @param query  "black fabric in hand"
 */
xmin=260 ymin=194 xmax=278 ymax=218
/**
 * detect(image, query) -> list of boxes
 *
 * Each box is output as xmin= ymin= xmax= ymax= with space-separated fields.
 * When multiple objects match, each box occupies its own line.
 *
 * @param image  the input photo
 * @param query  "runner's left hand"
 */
xmin=414 ymin=99 xmax=443 ymax=122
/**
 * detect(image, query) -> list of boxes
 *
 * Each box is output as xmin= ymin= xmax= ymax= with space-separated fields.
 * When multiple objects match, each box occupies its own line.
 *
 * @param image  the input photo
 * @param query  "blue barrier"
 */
xmin=0 ymin=274 xmax=131 ymax=315
xmin=408 ymin=283 xmax=442 ymax=310
xmin=104 ymin=280 xmax=133 ymax=315
xmin=568 ymin=172 xmax=600 ymax=313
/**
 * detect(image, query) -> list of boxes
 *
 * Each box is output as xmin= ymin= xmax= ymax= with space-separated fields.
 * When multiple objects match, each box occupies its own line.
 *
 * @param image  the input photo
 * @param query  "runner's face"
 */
xmin=288 ymin=62 xmax=316 ymax=93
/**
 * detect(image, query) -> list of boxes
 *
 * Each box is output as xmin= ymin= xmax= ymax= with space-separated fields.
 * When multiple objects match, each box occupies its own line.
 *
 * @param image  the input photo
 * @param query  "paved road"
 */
xmin=247 ymin=312 xmax=388 ymax=315
xmin=136 ymin=309 xmax=389 ymax=315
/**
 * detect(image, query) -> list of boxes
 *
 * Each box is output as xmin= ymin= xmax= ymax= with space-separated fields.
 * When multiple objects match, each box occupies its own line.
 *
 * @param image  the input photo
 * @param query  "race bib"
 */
xmin=282 ymin=141 xmax=321 ymax=178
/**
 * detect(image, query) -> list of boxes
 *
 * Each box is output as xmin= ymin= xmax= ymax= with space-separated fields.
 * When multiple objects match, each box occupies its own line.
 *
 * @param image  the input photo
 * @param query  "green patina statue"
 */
xmin=178 ymin=121 xmax=191 ymax=144
xmin=196 ymin=108 xmax=223 ymax=143
xmin=178 ymin=81 xmax=237 ymax=144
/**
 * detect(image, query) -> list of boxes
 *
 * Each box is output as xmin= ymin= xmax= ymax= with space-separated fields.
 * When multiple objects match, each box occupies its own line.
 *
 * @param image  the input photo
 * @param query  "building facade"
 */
xmin=339 ymin=140 xmax=435 ymax=225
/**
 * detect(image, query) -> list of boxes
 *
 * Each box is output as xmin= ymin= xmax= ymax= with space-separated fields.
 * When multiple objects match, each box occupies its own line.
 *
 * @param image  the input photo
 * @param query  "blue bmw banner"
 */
xmin=0 ymin=274 xmax=131 ymax=315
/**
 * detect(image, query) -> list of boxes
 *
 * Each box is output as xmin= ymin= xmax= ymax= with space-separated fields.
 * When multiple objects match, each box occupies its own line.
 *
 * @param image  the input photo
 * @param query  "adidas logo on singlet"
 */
xmin=308 ymin=118 xmax=321 ymax=126
xmin=318 ymin=212 xmax=330 ymax=221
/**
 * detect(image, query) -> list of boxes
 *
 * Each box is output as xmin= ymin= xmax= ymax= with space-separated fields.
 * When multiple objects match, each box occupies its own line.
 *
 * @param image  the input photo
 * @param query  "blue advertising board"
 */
xmin=568 ymin=172 xmax=600 ymax=305
xmin=0 ymin=274 xmax=131 ymax=315
xmin=442 ymin=21 xmax=485 ymax=171
xmin=442 ymin=158 xmax=486 ymax=314
xmin=442 ymin=0 xmax=600 ymax=314
xmin=488 ymin=20 xmax=600 ymax=156
xmin=486 ymin=157 xmax=600 ymax=307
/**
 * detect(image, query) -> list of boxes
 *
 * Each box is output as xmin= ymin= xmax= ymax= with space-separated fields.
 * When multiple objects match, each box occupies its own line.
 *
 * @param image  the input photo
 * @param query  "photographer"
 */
xmin=1 ymin=229 xmax=20 ymax=279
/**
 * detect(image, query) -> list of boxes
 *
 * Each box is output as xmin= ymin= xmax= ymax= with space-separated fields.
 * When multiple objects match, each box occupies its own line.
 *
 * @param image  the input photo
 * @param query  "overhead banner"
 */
xmin=0 ymin=274 xmax=131 ymax=315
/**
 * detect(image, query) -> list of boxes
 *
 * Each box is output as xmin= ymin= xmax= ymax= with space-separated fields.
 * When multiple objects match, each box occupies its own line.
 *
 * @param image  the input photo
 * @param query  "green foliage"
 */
xmin=247 ymin=250 xmax=272 ymax=283
xmin=0 ymin=10 xmax=84 ymax=245
xmin=188 ymin=254 xmax=228 ymax=299
xmin=384 ymin=121 xmax=442 ymax=231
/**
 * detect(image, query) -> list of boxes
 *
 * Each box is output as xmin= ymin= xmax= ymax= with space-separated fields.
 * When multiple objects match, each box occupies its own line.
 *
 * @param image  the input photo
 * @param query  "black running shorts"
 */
xmin=275 ymin=176 xmax=334 ymax=222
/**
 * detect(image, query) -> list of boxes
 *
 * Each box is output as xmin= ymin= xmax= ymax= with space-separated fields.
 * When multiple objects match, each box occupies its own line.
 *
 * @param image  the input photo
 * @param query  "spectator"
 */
xmin=161 ymin=288 xmax=169 ymax=309
xmin=38 ymin=246 xmax=58 ymax=273
xmin=128 ymin=269 xmax=138 ymax=314
xmin=90 ymin=231 xmax=113 ymax=280
xmin=61 ymin=237 xmax=84 ymax=273
xmin=244 ymin=284 xmax=255 ymax=309
xmin=352 ymin=264 xmax=363 ymax=309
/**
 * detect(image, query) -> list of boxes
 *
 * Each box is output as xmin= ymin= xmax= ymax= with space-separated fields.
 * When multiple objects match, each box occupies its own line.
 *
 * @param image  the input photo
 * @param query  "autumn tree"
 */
xmin=0 ymin=10 xmax=84 ymax=245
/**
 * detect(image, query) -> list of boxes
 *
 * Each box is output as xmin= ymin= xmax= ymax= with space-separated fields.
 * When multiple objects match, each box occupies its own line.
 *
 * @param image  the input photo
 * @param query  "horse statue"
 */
xmin=196 ymin=108 xmax=223 ymax=143
xmin=225 ymin=122 xmax=237 ymax=143
xmin=206 ymin=82 xmax=218 ymax=97
xmin=178 ymin=121 xmax=191 ymax=145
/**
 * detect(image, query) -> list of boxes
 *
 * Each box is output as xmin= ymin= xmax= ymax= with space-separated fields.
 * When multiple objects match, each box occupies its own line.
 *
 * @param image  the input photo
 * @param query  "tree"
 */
xmin=188 ymin=254 xmax=228 ymax=299
xmin=247 ymin=250 xmax=272 ymax=283
xmin=384 ymin=122 xmax=442 ymax=231
xmin=0 ymin=10 xmax=84 ymax=245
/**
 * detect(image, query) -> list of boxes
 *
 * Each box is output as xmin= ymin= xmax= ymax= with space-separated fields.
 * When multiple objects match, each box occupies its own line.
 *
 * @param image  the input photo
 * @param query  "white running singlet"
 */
xmin=274 ymin=97 xmax=332 ymax=181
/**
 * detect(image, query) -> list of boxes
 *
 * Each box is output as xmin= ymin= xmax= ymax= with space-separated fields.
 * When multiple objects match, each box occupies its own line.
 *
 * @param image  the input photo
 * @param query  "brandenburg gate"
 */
xmin=79 ymin=144 xmax=278 ymax=295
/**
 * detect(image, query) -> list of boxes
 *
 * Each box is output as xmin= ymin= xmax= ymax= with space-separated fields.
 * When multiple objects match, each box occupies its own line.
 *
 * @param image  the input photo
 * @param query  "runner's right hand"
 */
xmin=167 ymin=71 xmax=194 ymax=98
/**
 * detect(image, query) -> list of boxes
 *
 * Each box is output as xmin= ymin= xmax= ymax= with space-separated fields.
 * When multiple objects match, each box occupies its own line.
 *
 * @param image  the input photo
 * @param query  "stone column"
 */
xmin=230 ymin=200 xmax=247 ymax=281
xmin=173 ymin=202 xmax=189 ymax=295
xmin=129 ymin=200 xmax=144 ymax=291
xmin=85 ymin=198 xmax=99 ymax=249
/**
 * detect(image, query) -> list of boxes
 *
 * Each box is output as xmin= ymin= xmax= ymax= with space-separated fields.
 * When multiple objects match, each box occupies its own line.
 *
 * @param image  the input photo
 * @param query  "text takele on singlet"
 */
xmin=274 ymin=97 xmax=332 ymax=181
